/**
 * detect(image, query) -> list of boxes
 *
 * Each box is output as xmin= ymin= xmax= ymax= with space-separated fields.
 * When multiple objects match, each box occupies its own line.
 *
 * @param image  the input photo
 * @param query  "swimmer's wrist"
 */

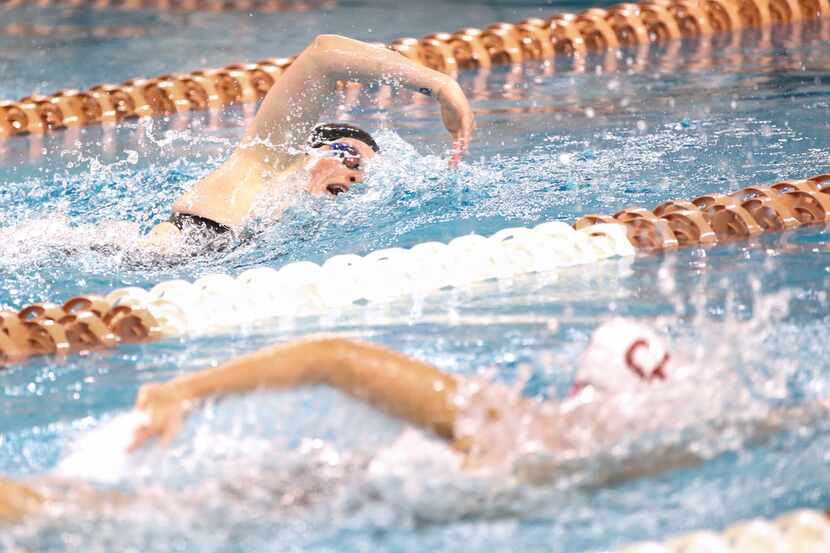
xmin=162 ymin=379 xmax=201 ymax=403
xmin=434 ymin=77 xmax=455 ymax=103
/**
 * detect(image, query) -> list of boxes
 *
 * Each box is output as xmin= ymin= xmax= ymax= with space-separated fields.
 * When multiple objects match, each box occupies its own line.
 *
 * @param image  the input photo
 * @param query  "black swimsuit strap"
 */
xmin=168 ymin=213 xmax=232 ymax=235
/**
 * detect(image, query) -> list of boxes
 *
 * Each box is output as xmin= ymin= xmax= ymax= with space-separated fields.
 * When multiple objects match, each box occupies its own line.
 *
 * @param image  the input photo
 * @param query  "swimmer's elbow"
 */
xmin=291 ymin=337 xmax=362 ymax=383
xmin=308 ymin=34 xmax=367 ymax=73
xmin=310 ymin=34 xmax=347 ymax=52
xmin=309 ymin=34 xmax=352 ymax=63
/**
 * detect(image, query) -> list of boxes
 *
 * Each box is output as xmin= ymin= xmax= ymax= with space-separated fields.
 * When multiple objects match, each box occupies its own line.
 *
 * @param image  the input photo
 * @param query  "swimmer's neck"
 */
xmin=172 ymin=148 xmax=305 ymax=229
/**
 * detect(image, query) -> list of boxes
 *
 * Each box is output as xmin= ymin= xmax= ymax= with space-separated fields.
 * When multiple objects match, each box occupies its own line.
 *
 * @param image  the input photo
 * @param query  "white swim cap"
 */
xmin=572 ymin=318 xmax=671 ymax=396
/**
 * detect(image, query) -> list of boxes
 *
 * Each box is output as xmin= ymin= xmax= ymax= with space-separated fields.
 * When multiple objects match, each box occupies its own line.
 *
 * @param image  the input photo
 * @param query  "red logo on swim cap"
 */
xmin=624 ymin=339 xmax=669 ymax=382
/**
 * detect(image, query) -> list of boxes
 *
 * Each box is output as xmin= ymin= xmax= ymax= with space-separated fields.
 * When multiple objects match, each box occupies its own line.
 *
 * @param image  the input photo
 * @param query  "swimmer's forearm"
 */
xmin=0 ymin=476 xmax=43 ymax=524
xmin=311 ymin=35 xmax=454 ymax=98
xmin=167 ymin=338 xmax=459 ymax=440
xmin=246 ymin=34 xmax=459 ymax=153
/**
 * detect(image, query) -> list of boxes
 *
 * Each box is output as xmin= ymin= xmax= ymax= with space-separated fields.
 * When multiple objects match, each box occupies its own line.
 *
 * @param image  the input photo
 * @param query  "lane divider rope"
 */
xmin=1 ymin=0 xmax=828 ymax=138
xmin=2 ymin=171 xmax=828 ymax=365
xmin=0 ymin=0 xmax=335 ymax=14
xmin=616 ymin=508 xmax=830 ymax=552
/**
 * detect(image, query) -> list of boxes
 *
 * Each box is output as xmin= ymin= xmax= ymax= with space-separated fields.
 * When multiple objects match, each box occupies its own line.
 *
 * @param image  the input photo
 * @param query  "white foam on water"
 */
xmin=55 ymin=410 xmax=149 ymax=484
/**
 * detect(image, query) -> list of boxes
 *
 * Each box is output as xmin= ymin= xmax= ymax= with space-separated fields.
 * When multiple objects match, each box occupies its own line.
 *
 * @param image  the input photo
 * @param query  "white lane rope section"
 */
xmin=615 ymin=509 xmax=830 ymax=552
xmin=105 ymin=222 xmax=635 ymax=336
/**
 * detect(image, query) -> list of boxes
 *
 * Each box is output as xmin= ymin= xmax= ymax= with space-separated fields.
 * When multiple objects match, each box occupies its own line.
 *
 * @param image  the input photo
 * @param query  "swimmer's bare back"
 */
xmin=146 ymin=34 xmax=475 ymax=246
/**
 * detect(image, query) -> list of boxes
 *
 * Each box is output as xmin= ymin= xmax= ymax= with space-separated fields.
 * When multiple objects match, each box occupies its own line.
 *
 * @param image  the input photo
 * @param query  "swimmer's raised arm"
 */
xmin=129 ymin=338 xmax=460 ymax=451
xmin=156 ymin=34 xmax=474 ymax=234
xmin=245 ymin=34 xmax=474 ymax=162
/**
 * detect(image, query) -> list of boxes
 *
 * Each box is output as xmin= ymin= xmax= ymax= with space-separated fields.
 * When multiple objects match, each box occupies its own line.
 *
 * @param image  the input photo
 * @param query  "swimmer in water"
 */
xmin=144 ymin=34 xmax=475 ymax=247
xmin=1 ymin=320 xmax=827 ymax=522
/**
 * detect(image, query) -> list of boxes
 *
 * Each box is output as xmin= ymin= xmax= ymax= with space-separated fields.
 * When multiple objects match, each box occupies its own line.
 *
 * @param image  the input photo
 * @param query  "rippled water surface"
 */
xmin=1 ymin=3 xmax=830 ymax=552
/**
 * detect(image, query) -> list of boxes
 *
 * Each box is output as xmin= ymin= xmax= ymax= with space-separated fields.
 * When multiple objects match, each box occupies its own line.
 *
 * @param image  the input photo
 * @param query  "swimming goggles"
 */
xmin=311 ymin=142 xmax=362 ymax=170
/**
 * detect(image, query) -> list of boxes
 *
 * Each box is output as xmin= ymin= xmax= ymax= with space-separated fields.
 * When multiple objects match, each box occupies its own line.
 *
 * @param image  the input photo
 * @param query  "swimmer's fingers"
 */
xmin=438 ymin=80 xmax=475 ymax=164
xmin=129 ymin=382 xmax=188 ymax=452
xmin=128 ymin=423 xmax=157 ymax=452
xmin=128 ymin=406 xmax=184 ymax=452
xmin=448 ymin=142 xmax=464 ymax=168
xmin=160 ymin=408 xmax=185 ymax=447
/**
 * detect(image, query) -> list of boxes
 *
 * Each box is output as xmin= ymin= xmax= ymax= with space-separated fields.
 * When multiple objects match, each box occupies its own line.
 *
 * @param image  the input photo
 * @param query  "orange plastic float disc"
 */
xmin=123 ymin=79 xmax=177 ymax=117
xmin=806 ymin=173 xmax=830 ymax=193
xmin=0 ymin=330 xmax=25 ymax=367
xmin=389 ymin=38 xmax=425 ymax=64
xmin=190 ymin=71 xmax=233 ymax=108
xmin=796 ymin=0 xmax=830 ymax=18
xmin=737 ymin=0 xmax=773 ymax=29
xmin=575 ymin=8 xmax=621 ymax=51
xmin=514 ymin=23 xmax=555 ymax=60
xmin=18 ymin=303 xmax=67 ymax=323
xmin=704 ymin=0 xmax=744 ymax=32
xmin=640 ymin=2 xmax=684 ymax=42
xmin=606 ymin=3 xmax=651 ymax=46
xmin=707 ymin=205 xmax=764 ymax=239
xmin=769 ymin=0 xmax=804 ymax=22
xmin=108 ymin=308 xmax=162 ymax=343
xmin=652 ymin=199 xmax=699 ymax=217
xmin=548 ymin=14 xmax=588 ymax=57
xmin=51 ymin=90 xmax=104 ymax=127
xmin=574 ymin=214 xmax=619 ymax=229
xmin=0 ymin=102 xmax=30 ymax=137
xmin=19 ymin=96 xmax=66 ymax=132
xmin=662 ymin=209 xmax=718 ymax=245
xmin=13 ymin=99 xmax=46 ymax=134
xmin=24 ymin=320 xmax=71 ymax=356
xmin=449 ymin=30 xmax=493 ymax=70
xmin=481 ymin=23 xmax=524 ymax=64
xmin=740 ymin=196 xmax=801 ymax=230
xmin=613 ymin=207 xmax=658 ymax=221
xmin=0 ymin=312 xmax=32 ymax=354
xmin=669 ymin=0 xmax=713 ymax=38
xmin=62 ymin=296 xmax=113 ymax=319
xmin=419 ymin=35 xmax=458 ymax=75
xmin=89 ymin=84 xmax=137 ymax=122
xmin=173 ymin=75 xmax=211 ymax=110
xmin=65 ymin=312 xmax=119 ymax=350
xmin=623 ymin=217 xmax=680 ymax=249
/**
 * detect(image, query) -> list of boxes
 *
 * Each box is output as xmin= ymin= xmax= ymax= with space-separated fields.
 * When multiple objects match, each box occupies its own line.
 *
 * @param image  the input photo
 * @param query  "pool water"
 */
xmin=2 ymin=2 xmax=830 ymax=551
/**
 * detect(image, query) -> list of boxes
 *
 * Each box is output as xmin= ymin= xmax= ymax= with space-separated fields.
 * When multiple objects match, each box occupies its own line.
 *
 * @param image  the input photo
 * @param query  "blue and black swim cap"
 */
xmin=307 ymin=123 xmax=379 ymax=153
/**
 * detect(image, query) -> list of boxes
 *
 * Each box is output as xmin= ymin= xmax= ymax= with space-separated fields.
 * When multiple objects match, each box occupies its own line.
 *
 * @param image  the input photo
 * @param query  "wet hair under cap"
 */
xmin=307 ymin=123 xmax=380 ymax=153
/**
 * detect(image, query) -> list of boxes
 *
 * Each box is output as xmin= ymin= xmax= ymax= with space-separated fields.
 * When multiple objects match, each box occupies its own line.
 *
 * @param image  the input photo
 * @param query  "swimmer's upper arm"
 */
xmin=154 ymin=337 xmax=460 ymax=440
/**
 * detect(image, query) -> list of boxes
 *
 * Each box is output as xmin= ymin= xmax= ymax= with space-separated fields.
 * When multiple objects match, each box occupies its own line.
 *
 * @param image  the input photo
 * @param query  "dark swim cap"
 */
xmin=307 ymin=123 xmax=380 ymax=153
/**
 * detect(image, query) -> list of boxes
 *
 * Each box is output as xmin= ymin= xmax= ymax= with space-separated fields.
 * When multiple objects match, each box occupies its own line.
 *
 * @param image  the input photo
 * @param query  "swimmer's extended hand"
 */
xmin=437 ymin=79 xmax=475 ymax=167
xmin=129 ymin=383 xmax=191 ymax=452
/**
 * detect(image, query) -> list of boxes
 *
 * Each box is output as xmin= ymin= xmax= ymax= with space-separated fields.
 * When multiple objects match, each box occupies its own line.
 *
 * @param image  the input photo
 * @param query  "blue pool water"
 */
xmin=2 ymin=2 xmax=830 ymax=551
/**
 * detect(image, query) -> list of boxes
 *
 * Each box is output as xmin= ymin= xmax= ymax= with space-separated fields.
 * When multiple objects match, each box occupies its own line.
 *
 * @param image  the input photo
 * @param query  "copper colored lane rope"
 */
xmin=0 ymin=22 xmax=149 ymax=38
xmin=4 ymin=172 xmax=829 ymax=367
xmin=1 ymin=0 xmax=828 ymax=138
xmin=576 ymin=173 xmax=830 ymax=249
xmin=0 ymin=0 xmax=335 ymax=13
xmin=0 ymin=295 xmax=161 ymax=369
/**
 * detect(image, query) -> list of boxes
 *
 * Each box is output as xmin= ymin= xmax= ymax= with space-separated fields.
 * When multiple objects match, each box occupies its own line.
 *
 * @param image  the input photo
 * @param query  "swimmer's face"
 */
xmin=303 ymin=138 xmax=376 ymax=197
